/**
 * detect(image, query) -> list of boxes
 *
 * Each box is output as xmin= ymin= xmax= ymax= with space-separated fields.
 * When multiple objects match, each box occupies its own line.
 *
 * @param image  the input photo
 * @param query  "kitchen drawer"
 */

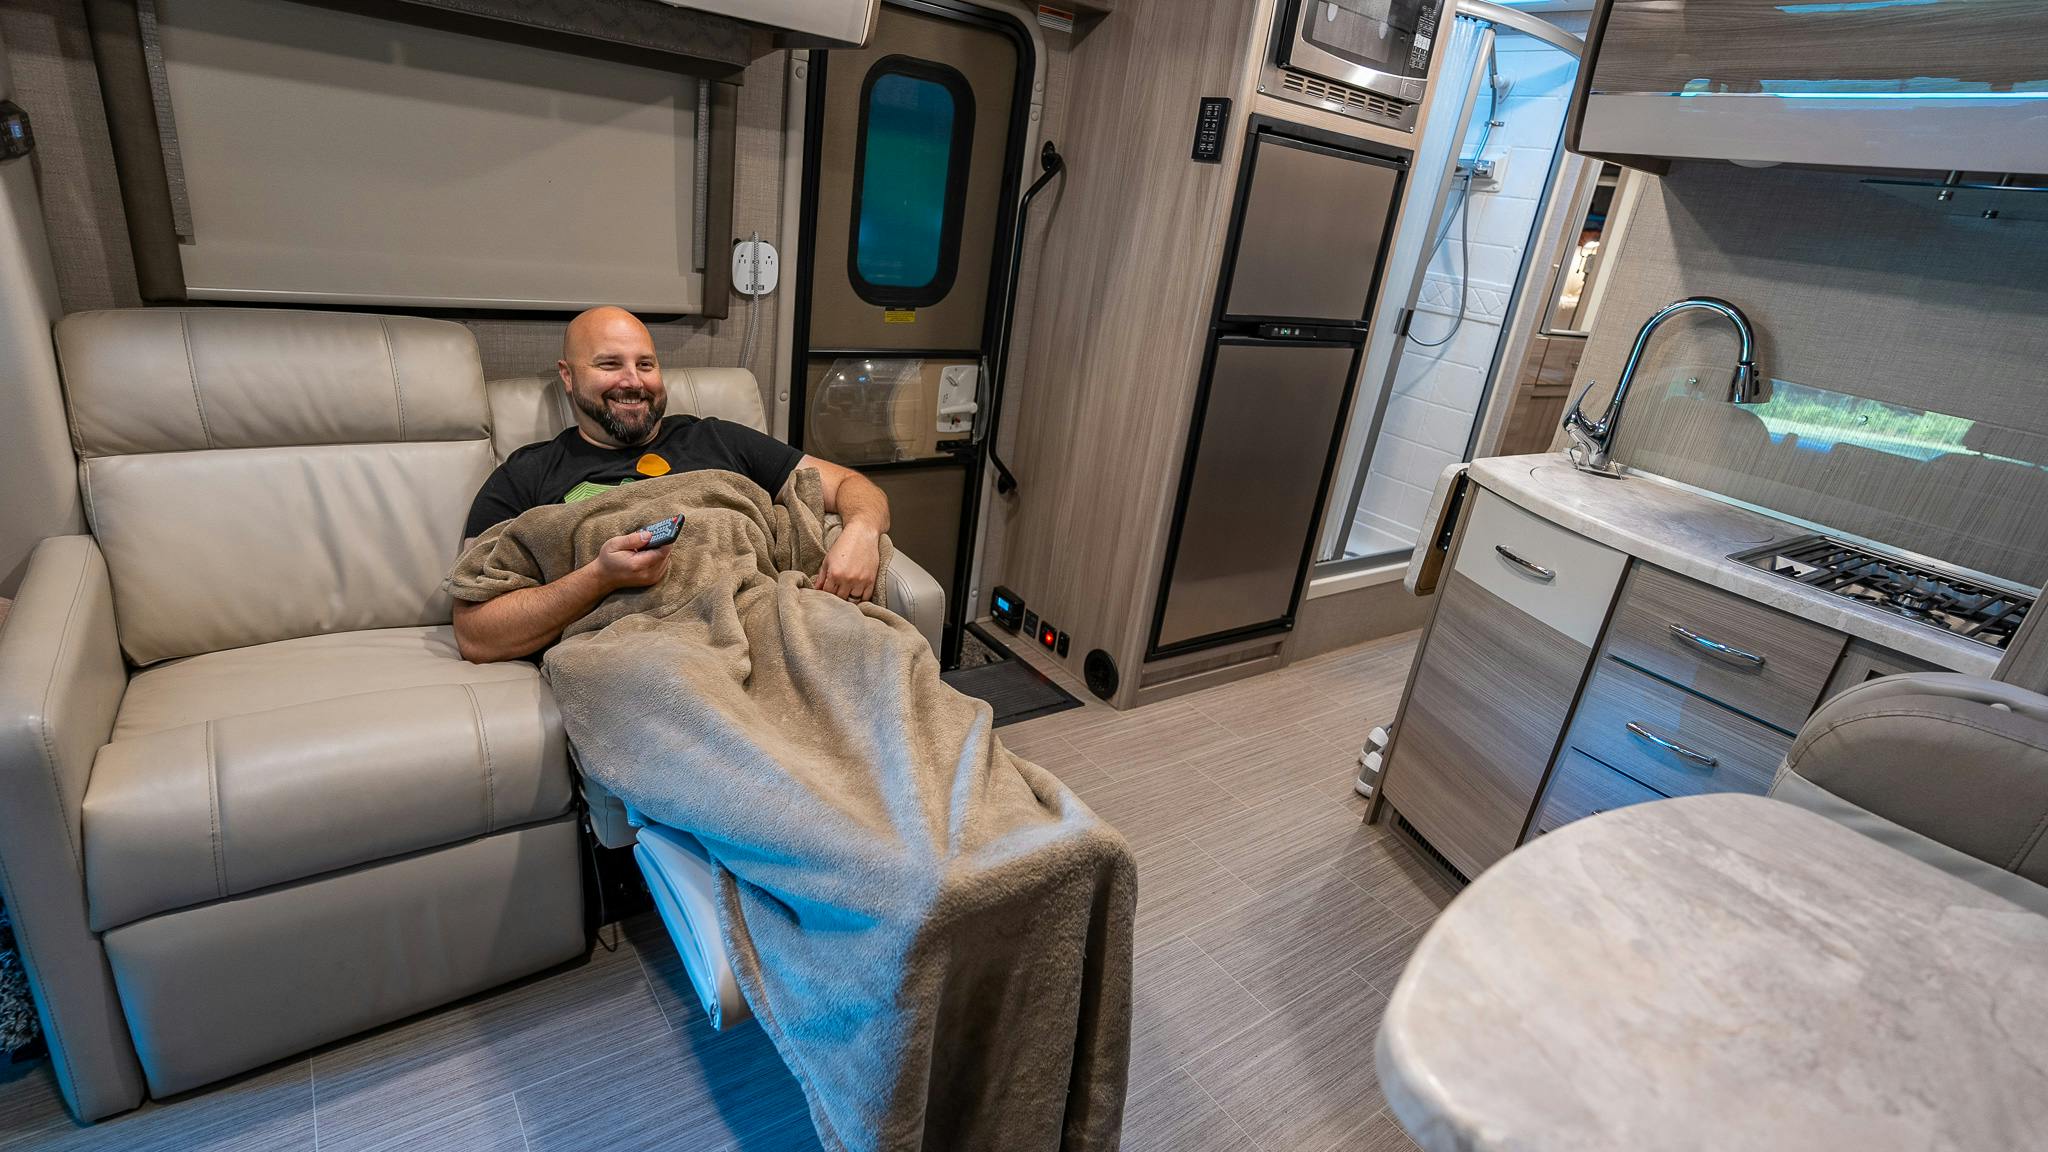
xmin=1568 ymin=659 xmax=1792 ymax=799
xmin=1605 ymin=563 xmax=1847 ymax=733
xmin=1451 ymin=488 xmax=1629 ymax=648
xmin=1530 ymin=748 xmax=1666 ymax=838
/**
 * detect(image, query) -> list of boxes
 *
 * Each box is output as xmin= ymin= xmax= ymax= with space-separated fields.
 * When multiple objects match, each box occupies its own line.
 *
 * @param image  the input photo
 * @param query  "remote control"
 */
xmin=641 ymin=515 xmax=683 ymax=548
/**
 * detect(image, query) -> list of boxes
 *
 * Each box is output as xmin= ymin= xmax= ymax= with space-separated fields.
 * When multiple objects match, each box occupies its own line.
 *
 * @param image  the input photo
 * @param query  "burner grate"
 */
xmin=1730 ymin=535 xmax=2034 ymax=651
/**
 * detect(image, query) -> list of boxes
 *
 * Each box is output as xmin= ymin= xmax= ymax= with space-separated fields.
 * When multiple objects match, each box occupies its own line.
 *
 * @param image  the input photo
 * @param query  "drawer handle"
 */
xmin=1494 ymin=545 xmax=1555 ymax=582
xmin=1626 ymin=721 xmax=1718 ymax=768
xmin=1669 ymin=624 xmax=1766 ymax=668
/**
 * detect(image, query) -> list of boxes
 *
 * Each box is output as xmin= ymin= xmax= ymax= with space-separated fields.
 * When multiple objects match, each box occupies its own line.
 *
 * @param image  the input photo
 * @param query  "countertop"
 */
xmin=1375 ymin=793 xmax=2048 ymax=1152
xmin=1456 ymin=453 xmax=2002 ymax=677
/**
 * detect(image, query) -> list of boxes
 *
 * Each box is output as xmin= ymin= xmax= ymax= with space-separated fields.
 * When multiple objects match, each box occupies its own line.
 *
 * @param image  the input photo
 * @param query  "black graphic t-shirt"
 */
xmin=464 ymin=415 xmax=803 ymax=539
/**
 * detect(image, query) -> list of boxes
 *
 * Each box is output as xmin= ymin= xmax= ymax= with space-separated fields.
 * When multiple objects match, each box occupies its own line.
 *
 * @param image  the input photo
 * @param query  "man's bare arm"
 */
xmin=453 ymin=530 xmax=672 ymax=662
xmin=801 ymin=455 xmax=889 ymax=601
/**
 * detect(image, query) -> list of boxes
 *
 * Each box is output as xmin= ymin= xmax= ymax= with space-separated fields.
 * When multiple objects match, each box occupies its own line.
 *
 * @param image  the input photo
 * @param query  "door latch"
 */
xmin=0 ymin=100 xmax=33 ymax=161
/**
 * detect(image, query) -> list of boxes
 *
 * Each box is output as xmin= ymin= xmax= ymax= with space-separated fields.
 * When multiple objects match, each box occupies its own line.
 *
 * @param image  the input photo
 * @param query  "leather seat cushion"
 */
xmin=84 ymin=627 xmax=571 ymax=931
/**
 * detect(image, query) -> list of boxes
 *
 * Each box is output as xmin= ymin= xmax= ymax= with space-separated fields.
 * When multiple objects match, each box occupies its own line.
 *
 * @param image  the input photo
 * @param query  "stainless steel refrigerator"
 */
xmin=1150 ymin=121 xmax=1409 ymax=657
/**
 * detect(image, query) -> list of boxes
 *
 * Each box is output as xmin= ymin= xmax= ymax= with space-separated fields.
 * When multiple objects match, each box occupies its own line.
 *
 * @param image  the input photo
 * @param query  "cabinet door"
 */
xmin=1589 ymin=0 xmax=2044 ymax=95
xmin=1383 ymin=569 xmax=1599 ymax=879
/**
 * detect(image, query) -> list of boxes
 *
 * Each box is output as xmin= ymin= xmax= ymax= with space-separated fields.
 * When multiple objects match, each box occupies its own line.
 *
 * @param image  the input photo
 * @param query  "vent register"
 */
xmin=1276 ymin=68 xmax=1410 ymax=127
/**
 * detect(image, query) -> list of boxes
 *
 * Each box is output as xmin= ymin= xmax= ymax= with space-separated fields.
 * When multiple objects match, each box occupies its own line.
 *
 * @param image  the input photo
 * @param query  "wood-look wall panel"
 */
xmin=997 ymin=0 xmax=1261 ymax=705
xmin=1592 ymin=0 xmax=2047 ymax=93
xmin=1579 ymin=161 xmax=2048 ymax=586
xmin=976 ymin=31 xmax=1075 ymax=616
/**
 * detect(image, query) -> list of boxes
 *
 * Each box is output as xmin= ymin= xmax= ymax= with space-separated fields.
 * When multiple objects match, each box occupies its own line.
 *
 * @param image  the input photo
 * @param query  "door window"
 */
xmin=849 ymin=56 xmax=975 ymax=307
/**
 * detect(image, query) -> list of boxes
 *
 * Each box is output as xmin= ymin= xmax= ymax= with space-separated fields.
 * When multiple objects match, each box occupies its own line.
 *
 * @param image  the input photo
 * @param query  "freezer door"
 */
xmin=1154 ymin=339 xmax=1361 ymax=652
xmin=1222 ymin=135 xmax=1404 ymax=324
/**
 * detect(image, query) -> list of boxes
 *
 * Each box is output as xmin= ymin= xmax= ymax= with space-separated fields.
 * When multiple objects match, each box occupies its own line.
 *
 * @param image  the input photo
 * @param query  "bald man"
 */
xmin=453 ymin=306 xmax=890 ymax=664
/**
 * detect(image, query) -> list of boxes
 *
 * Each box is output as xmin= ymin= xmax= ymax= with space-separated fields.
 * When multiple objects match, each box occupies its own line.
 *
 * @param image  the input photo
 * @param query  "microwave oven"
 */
xmin=1274 ymin=0 xmax=1443 ymax=115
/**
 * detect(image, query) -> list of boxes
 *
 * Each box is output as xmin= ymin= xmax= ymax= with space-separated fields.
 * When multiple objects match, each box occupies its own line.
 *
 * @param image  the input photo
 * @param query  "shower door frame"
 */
xmin=1316 ymin=0 xmax=1585 ymax=574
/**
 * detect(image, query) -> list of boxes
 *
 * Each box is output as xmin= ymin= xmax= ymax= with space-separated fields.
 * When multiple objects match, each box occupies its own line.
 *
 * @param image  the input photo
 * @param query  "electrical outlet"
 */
xmin=731 ymin=237 xmax=779 ymax=297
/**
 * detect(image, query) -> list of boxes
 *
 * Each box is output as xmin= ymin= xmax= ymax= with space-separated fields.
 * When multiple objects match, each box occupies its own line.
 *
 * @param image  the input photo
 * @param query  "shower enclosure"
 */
xmin=1316 ymin=0 xmax=1586 ymax=570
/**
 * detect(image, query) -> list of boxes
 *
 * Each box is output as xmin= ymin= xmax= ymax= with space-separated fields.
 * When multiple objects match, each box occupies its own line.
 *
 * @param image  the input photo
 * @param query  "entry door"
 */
xmin=794 ymin=0 xmax=1029 ymax=667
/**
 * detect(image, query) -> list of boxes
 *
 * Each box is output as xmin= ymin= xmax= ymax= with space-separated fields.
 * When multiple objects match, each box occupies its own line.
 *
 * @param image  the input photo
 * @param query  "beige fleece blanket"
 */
xmin=448 ymin=468 xmax=1135 ymax=1152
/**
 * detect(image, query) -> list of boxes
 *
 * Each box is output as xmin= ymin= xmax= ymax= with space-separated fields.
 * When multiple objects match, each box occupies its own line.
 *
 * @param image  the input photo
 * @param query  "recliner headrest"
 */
xmin=56 ymin=308 xmax=488 ymax=457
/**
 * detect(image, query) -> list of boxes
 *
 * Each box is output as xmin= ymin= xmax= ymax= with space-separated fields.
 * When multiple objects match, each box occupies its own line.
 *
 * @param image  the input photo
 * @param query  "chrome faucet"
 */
xmin=1562 ymin=296 xmax=1760 ymax=476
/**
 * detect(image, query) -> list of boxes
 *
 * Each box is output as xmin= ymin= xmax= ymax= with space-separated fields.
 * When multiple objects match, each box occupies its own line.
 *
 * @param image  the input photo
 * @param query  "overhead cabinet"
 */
xmin=1568 ymin=0 xmax=2048 ymax=173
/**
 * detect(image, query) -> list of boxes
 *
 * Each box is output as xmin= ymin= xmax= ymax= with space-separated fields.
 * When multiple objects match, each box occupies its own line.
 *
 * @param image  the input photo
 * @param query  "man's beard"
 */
xmin=573 ymin=385 xmax=665 ymax=445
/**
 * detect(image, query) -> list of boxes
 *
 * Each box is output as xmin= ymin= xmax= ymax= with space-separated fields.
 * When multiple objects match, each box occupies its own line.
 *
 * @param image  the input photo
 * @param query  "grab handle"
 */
xmin=1495 ymin=545 xmax=1555 ymax=582
xmin=1626 ymin=721 xmax=1717 ymax=768
xmin=1669 ymin=624 xmax=1766 ymax=668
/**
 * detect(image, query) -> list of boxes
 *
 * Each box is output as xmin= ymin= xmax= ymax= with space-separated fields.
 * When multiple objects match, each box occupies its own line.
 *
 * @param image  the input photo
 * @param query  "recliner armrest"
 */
xmin=883 ymin=550 xmax=945 ymax=657
xmin=822 ymin=514 xmax=944 ymax=657
xmin=0 ymin=536 xmax=146 ymax=1120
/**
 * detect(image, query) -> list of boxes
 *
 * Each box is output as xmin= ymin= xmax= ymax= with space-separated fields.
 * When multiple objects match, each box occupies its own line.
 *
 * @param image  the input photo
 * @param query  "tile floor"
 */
xmin=0 ymin=629 xmax=1455 ymax=1152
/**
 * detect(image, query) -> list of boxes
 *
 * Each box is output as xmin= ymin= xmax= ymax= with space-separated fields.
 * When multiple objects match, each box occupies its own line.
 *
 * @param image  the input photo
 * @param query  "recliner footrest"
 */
xmin=631 ymin=822 xmax=750 ymax=1030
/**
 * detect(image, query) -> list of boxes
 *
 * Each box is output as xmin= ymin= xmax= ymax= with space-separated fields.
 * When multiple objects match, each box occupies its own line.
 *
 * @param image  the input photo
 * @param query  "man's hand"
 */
xmin=800 ymin=453 xmax=888 ymax=603
xmin=593 ymin=529 xmax=673 ymax=591
xmin=816 ymin=523 xmax=880 ymax=602
xmin=453 ymin=529 xmax=672 ymax=663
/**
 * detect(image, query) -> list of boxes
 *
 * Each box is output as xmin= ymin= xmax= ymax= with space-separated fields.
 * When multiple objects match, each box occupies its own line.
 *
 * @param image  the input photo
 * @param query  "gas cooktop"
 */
xmin=1730 ymin=535 xmax=2034 ymax=651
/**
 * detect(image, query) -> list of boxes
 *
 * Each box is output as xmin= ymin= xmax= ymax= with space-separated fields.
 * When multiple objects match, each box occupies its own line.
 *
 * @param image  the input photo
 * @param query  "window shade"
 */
xmin=153 ymin=0 xmax=704 ymax=312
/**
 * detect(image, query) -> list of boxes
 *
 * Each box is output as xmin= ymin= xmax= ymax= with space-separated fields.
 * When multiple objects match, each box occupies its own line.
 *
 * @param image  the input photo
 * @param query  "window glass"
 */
xmin=850 ymin=57 xmax=973 ymax=306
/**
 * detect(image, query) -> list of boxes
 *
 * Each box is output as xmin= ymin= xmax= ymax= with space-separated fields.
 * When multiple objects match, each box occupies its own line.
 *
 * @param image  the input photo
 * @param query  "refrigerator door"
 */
xmin=1153 ymin=338 xmax=1362 ymax=653
xmin=1222 ymin=134 xmax=1404 ymax=324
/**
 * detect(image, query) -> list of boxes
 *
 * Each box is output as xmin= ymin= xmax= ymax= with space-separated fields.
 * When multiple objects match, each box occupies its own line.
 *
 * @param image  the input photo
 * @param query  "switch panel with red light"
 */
xmin=1038 ymin=622 xmax=1059 ymax=651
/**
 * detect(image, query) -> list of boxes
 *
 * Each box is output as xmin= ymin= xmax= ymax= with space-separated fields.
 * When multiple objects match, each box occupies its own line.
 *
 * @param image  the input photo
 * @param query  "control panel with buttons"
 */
xmin=1191 ymin=96 xmax=1230 ymax=163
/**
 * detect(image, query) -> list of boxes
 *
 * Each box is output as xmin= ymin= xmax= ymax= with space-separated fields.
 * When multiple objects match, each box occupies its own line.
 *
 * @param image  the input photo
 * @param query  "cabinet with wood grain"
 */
xmin=1384 ymin=481 xmax=1961 ymax=870
xmin=1529 ymin=564 xmax=1944 ymax=840
xmin=1379 ymin=489 xmax=1626 ymax=878
xmin=1567 ymin=0 xmax=2048 ymax=172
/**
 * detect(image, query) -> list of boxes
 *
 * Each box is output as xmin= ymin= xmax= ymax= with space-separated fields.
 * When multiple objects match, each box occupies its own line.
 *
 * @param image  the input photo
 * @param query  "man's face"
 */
xmin=562 ymin=319 xmax=665 ymax=447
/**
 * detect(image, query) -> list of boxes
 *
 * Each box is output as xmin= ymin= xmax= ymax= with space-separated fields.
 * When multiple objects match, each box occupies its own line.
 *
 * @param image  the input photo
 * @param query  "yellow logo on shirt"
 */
xmin=636 ymin=454 xmax=671 ymax=477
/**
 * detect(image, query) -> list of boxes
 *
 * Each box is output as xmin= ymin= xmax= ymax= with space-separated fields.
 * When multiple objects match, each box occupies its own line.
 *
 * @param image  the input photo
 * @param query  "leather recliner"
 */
xmin=482 ymin=369 xmax=946 ymax=1029
xmin=0 ymin=308 xmax=941 ymax=1122
xmin=1771 ymin=672 xmax=2048 ymax=916
xmin=0 ymin=308 xmax=585 ymax=1121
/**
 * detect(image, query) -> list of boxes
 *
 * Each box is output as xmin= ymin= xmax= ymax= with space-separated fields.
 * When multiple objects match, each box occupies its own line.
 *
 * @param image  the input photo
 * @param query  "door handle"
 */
xmin=1669 ymin=624 xmax=1766 ymax=668
xmin=1494 ymin=544 xmax=1555 ymax=582
xmin=1626 ymin=721 xmax=1717 ymax=768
